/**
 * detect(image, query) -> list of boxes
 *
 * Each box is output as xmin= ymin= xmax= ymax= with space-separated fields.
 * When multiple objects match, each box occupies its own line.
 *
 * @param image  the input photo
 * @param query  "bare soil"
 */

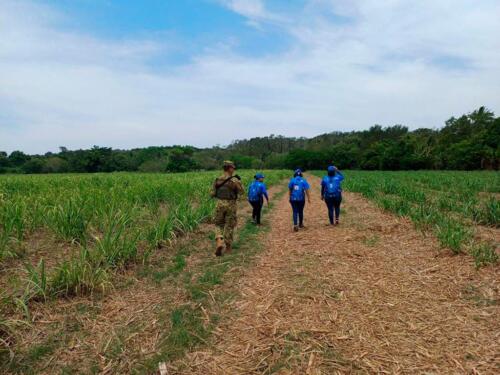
xmin=174 ymin=176 xmax=499 ymax=374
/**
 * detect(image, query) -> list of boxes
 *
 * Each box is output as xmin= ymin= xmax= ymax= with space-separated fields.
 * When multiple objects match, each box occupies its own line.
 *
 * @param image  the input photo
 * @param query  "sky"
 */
xmin=1 ymin=0 xmax=499 ymax=154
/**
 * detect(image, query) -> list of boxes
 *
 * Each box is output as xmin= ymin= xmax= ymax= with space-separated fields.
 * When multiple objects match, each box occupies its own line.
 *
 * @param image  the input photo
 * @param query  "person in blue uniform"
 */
xmin=247 ymin=173 xmax=269 ymax=225
xmin=320 ymin=165 xmax=344 ymax=225
xmin=288 ymin=169 xmax=311 ymax=231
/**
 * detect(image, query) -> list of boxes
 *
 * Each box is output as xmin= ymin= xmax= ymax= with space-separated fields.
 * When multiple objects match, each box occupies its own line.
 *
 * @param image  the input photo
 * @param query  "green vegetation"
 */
xmin=1 ymin=168 xmax=497 ymax=372
xmin=0 ymin=171 xmax=287 ymax=296
xmin=137 ymin=189 xmax=285 ymax=373
xmin=0 ymin=170 xmax=288 ymax=372
xmin=334 ymin=170 xmax=499 ymax=266
xmin=1 ymin=107 xmax=498 ymax=174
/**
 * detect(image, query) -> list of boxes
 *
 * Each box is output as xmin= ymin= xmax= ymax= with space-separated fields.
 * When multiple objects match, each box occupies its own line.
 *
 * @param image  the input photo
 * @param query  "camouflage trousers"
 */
xmin=214 ymin=199 xmax=238 ymax=246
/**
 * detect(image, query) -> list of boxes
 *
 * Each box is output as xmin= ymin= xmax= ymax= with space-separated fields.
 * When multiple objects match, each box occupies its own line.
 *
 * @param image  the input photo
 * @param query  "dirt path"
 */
xmin=175 ymin=176 xmax=499 ymax=374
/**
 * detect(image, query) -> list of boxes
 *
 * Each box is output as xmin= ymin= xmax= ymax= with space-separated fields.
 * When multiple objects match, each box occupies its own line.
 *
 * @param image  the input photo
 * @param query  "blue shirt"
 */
xmin=321 ymin=172 xmax=344 ymax=198
xmin=247 ymin=181 xmax=269 ymax=202
xmin=288 ymin=176 xmax=310 ymax=201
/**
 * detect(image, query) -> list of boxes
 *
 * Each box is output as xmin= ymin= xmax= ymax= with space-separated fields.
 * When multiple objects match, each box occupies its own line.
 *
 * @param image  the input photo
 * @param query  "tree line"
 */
xmin=1 ymin=107 xmax=498 ymax=174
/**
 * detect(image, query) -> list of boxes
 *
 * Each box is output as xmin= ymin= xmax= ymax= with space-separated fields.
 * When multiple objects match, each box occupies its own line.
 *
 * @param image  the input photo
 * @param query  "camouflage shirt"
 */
xmin=212 ymin=175 xmax=244 ymax=200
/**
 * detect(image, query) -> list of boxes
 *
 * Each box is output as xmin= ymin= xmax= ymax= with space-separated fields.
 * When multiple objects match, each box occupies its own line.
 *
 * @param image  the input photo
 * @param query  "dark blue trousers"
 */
xmin=290 ymin=200 xmax=305 ymax=226
xmin=324 ymin=194 xmax=342 ymax=224
xmin=249 ymin=199 xmax=263 ymax=224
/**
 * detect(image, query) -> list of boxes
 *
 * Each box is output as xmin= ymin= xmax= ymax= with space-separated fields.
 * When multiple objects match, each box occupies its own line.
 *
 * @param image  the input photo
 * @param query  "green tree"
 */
xmin=43 ymin=157 xmax=69 ymax=173
xmin=22 ymin=158 xmax=45 ymax=173
xmin=8 ymin=150 xmax=29 ymax=167
xmin=0 ymin=151 xmax=9 ymax=172
xmin=166 ymin=147 xmax=199 ymax=172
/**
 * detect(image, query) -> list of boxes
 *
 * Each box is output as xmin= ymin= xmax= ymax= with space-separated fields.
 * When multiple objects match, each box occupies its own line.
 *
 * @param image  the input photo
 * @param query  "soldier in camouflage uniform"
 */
xmin=211 ymin=160 xmax=244 ymax=256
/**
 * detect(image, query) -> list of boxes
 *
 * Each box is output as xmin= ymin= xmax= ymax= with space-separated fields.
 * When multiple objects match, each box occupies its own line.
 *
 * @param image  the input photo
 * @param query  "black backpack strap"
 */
xmin=215 ymin=176 xmax=235 ymax=190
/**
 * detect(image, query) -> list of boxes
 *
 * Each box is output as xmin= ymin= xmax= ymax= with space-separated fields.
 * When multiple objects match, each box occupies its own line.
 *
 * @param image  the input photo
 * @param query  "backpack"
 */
xmin=290 ymin=178 xmax=305 ymax=201
xmin=248 ymin=182 xmax=261 ymax=202
xmin=212 ymin=175 xmax=241 ymax=200
xmin=324 ymin=176 xmax=340 ymax=198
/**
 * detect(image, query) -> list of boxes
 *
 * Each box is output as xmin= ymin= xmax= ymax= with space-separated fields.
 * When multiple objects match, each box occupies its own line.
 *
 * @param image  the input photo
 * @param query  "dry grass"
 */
xmin=1 ymin=183 xmax=285 ymax=374
xmin=3 ymin=175 xmax=498 ymax=374
xmin=173 ymin=176 xmax=499 ymax=374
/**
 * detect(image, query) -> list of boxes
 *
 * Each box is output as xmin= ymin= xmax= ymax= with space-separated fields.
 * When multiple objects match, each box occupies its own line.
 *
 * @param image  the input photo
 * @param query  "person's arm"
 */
xmin=335 ymin=167 xmax=344 ymax=181
xmin=262 ymin=184 xmax=269 ymax=204
xmin=234 ymin=177 xmax=245 ymax=199
xmin=210 ymin=178 xmax=218 ymax=197
xmin=304 ymin=179 xmax=311 ymax=204
xmin=305 ymin=188 xmax=311 ymax=204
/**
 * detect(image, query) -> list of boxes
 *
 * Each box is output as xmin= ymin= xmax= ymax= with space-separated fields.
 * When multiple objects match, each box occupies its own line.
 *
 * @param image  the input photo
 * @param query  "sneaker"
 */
xmin=335 ymin=220 xmax=339 ymax=225
xmin=299 ymin=223 xmax=305 ymax=229
xmin=293 ymin=225 xmax=299 ymax=232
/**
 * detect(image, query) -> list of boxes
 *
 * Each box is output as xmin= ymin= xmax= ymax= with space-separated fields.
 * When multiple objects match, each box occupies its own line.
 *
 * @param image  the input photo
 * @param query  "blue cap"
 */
xmin=255 ymin=173 xmax=264 ymax=179
xmin=294 ymin=168 xmax=302 ymax=176
xmin=327 ymin=165 xmax=336 ymax=172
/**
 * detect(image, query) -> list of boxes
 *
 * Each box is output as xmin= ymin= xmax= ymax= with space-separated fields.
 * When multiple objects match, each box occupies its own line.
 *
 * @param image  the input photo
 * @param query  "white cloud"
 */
xmin=1 ymin=0 xmax=499 ymax=154
xmin=219 ymin=0 xmax=266 ymax=18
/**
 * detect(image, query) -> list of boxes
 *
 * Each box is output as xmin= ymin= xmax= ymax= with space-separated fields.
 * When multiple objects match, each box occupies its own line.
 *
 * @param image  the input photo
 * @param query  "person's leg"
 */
xmin=334 ymin=194 xmax=342 ymax=223
xmin=292 ymin=201 xmax=298 ymax=225
xmin=250 ymin=201 xmax=258 ymax=222
xmin=214 ymin=201 xmax=227 ymax=256
xmin=290 ymin=201 xmax=299 ymax=229
xmin=325 ymin=198 xmax=334 ymax=224
xmin=255 ymin=200 xmax=263 ymax=224
xmin=298 ymin=200 xmax=305 ymax=227
xmin=224 ymin=202 xmax=237 ymax=253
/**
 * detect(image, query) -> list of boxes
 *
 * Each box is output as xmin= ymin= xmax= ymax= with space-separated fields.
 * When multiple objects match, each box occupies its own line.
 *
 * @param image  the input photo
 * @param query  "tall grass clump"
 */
xmin=21 ymin=253 xmax=109 ymax=301
xmin=0 ymin=201 xmax=25 ymax=240
xmin=0 ymin=200 xmax=26 ymax=259
xmin=23 ymin=260 xmax=49 ymax=301
xmin=472 ymin=197 xmax=499 ymax=227
xmin=93 ymin=210 xmax=139 ymax=268
xmin=51 ymin=249 xmax=109 ymax=297
xmin=171 ymin=199 xmax=207 ymax=235
xmin=470 ymin=243 xmax=499 ymax=268
xmin=377 ymin=195 xmax=411 ymax=216
xmin=436 ymin=219 xmax=471 ymax=254
xmin=49 ymin=198 xmax=89 ymax=244
xmin=409 ymin=204 xmax=443 ymax=231
xmin=148 ymin=214 xmax=175 ymax=249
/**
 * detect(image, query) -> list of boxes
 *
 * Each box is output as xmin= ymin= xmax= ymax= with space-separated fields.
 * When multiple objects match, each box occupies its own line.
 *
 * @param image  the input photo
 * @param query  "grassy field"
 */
xmin=314 ymin=170 xmax=499 ymax=267
xmin=0 ymin=171 xmax=285 ymax=290
xmin=0 ymin=170 xmax=289 ymax=371
xmin=1 ymin=170 xmax=498 ymax=372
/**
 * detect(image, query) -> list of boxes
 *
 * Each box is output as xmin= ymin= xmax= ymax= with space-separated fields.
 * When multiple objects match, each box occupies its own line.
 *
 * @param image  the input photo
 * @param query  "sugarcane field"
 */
xmin=1 ymin=1 xmax=500 ymax=374
xmin=0 ymin=169 xmax=498 ymax=373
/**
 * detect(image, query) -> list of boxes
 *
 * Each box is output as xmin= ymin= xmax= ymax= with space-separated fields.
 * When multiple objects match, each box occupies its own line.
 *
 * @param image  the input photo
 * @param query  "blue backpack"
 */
xmin=248 ymin=182 xmax=261 ymax=202
xmin=324 ymin=177 xmax=341 ymax=198
xmin=290 ymin=178 xmax=306 ymax=201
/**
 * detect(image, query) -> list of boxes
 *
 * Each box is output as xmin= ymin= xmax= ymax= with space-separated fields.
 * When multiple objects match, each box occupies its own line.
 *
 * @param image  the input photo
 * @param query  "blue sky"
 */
xmin=1 ymin=0 xmax=499 ymax=153
xmin=37 ymin=0 xmax=296 ymax=59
